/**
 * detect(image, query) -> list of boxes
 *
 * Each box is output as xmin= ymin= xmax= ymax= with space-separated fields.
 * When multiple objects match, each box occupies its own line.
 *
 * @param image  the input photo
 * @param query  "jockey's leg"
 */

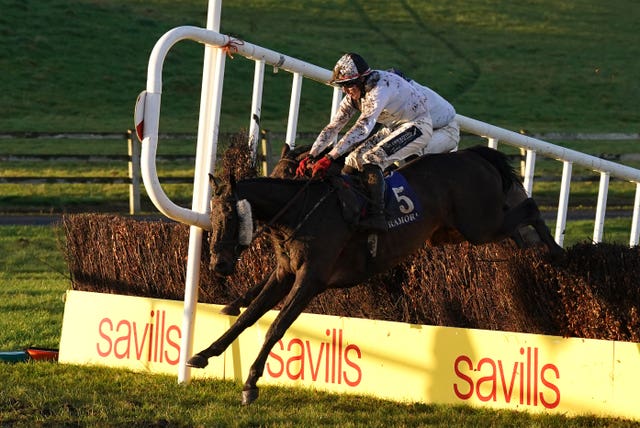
xmin=423 ymin=121 xmax=460 ymax=155
xmin=343 ymin=129 xmax=388 ymax=173
xmin=358 ymin=163 xmax=388 ymax=232
xmin=374 ymin=119 xmax=433 ymax=170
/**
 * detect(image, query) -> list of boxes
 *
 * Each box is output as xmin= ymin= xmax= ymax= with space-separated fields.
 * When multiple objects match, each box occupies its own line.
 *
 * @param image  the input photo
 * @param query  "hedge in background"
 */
xmin=62 ymin=214 xmax=640 ymax=343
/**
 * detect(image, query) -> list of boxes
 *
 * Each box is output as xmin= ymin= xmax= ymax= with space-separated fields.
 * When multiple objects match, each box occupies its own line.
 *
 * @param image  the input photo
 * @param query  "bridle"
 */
xmin=211 ymin=178 xmax=335 ymax=255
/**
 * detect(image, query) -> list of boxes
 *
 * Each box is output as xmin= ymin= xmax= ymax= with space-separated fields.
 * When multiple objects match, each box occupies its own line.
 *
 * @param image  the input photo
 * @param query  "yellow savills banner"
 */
xmin=59 ymin=290 xmax=640 ymax=420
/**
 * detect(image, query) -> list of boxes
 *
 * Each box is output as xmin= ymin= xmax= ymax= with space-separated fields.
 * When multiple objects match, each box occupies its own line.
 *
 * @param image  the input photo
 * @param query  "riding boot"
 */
xmin=359 ymin=164 xmax=388 ymax=232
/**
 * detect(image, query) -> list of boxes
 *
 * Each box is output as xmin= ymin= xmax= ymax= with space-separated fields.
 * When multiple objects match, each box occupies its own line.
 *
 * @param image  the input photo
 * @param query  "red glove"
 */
xmin=296 ymin=156 xmax=311 ymax=177
xmin=311 ymin=155 xmax=332 ymax=178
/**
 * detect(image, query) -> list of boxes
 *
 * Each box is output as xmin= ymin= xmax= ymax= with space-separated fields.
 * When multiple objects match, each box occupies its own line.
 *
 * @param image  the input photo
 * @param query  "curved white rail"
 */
xmin=138 ymin=26 xmax=333 ymax=230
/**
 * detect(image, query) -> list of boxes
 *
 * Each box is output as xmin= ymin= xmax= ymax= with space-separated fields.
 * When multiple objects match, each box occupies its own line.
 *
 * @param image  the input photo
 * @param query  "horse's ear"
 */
xmin=280 ymin=144 xmax=290 ymax=159
xmin=210 ymin=174 xmax=223 ymax=195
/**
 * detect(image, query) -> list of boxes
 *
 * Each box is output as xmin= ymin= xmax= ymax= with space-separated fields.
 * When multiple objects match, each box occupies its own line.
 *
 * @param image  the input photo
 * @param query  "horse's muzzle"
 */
xmin=211 ymin=245 xmax=246 ymax=277
xmin=214 ymin=259 xmax=236 ymax=277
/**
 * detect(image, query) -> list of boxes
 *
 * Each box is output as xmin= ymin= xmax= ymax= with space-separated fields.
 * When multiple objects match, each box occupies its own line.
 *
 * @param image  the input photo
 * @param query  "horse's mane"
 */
xmin=282 ymin=144 xmax=334 ymax=163
xmin=284 ymin=144 xmax=313 ymax=161
xmin=215 ymin=139 xmax=335 ymax=196
xmin=219 ymin=134 xmax=260 ymax=181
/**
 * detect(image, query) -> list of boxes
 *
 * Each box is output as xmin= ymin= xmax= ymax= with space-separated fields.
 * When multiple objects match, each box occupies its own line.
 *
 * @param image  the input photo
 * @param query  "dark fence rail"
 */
xmin=0 ymin=176 xmax=193 ymax=184
xmin=2 ymin=130 xmax=637 ymax=214
xmin=0 ymin=130 xmax=273 ymax=214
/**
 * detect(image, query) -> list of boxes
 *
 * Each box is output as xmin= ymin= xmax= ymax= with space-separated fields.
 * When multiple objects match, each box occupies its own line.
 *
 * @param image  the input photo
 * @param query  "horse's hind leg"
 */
xmin=530 ymin=217 xmax=564 ymax=256
xmin=500 ymin=198 xmax=540 ymax=235
xmin=187 ymin=270 xmax=294 ymax=368
xmin=221 ymin=270 xmax=273 ymax=315
xmin=501 ymin=198 xmax=563 ymax=256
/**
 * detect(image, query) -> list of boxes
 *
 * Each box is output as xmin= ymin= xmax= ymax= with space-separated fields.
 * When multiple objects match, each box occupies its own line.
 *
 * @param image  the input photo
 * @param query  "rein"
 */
xmin=284 ymin=186 xmax=335 ymax=242
xmin=250 ymin=178 xmax=334 ymax=242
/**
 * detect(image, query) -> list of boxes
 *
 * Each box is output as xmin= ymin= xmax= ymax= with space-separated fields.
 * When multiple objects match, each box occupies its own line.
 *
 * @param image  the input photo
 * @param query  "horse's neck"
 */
xmin=236 ymin=179 xmax=322 ymax=225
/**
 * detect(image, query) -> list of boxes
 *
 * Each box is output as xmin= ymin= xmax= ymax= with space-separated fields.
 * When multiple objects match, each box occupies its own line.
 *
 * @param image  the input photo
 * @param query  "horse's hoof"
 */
xmin=241 ymin=387 xmax=259 ymax=405
xmin=186 ymin=354 xmax=209 ymax=369
xmin=220 ymin=305 xmax=240 ymax=316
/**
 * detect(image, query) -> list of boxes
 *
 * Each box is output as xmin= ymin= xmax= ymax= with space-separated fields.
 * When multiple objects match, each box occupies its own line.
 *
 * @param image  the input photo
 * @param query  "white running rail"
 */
xmin=135 ymin=22 xmax=640 ymax=385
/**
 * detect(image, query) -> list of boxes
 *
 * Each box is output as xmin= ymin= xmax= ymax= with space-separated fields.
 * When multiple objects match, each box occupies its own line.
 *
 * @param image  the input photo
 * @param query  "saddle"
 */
xmin=326 ymin=172 xmax=422 ymax=230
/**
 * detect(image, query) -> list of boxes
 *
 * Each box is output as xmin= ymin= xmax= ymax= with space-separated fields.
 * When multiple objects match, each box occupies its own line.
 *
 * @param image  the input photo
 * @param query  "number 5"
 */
xmin=392 ymin=186 xmax=414 ymax=214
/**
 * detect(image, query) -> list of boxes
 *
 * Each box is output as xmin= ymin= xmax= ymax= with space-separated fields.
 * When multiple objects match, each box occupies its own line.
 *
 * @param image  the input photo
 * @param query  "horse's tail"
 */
xmin=466 ymin=145 xmax=520 ymax=194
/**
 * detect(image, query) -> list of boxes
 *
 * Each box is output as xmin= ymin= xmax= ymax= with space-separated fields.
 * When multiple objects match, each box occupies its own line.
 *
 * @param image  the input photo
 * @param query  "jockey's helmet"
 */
xmin=330 ymin=53 xmax=372 ymax=86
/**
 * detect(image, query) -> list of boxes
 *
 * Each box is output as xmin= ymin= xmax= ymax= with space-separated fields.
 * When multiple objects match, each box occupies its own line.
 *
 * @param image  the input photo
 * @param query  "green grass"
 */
xmin=0 ymin=183 xmax=193 ymax=213
xmin=566 ymin=218 xmax=633 ymax=246
xmin=0 ymin=225 xmax=638 ymax=426
xmin=0 ymin=226 xmax=68 ymax=349
xmin=546 ymin=217 xmax=633 ymax=248
xmin=0 ymin=137 xmax=200 ymax=156
xmin=1 ymin=0 xmax=638 ymax=134
xmin=3 ymin=364 xmax=638 ymax=427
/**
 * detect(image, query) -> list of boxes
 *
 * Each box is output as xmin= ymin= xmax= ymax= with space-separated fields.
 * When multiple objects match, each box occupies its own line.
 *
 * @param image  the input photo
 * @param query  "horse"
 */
xmin=271 ymin=143 xmax=552 ymax=247
xmin=220 ymin=144 xmax=550 ymax=317
xmin=186 ymin=145 xmax=563 ymax=405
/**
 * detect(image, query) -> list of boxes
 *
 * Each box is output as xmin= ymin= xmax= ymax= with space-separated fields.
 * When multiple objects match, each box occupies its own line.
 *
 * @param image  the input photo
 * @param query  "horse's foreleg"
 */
xmin=240 ymin=279 xmax=321 ymax=405
xmin=187 ymin=270 xmax=294 ymax=368
xmin=221 ymin=270 xmax=273 ymax=315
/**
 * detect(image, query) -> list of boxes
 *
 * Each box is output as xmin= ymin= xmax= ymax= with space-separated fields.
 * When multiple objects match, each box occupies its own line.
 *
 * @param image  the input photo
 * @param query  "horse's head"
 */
xmin=270 ymin=144 xmax=344 ymax=178
xmin=270 ymin=144 xmax=309 ymax=178
xmin=209 ymin=174 xmax=253 ymax=277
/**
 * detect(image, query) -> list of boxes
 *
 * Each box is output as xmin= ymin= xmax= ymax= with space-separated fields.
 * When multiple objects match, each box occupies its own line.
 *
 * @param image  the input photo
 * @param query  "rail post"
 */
xmin=260 ymin=129 xmax=271 ymax=176
xmin=555 ymin=160 xmax=573 ymax=246
xmin=631 ymin=183 xmax=640 ymax=246
xmin=127 ymin=129 xmax=141 ymax=215
xmin=593 ymin=172 xmax=610 ymax=243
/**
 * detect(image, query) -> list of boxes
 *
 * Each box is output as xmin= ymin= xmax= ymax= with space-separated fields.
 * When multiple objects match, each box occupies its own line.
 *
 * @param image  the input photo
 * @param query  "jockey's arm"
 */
xmin=309 ymin=97 xmax=357 ymax=158
xmin=328 ymin=85 xmax=388 ymax=159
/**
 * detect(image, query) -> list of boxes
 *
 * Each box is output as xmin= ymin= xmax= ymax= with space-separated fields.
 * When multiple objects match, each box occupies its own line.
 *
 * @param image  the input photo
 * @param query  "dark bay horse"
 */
xmin=187 ymin=145 xmax=562 ymax=405
xmin=271 ymin=143 xmax=553 ymax=247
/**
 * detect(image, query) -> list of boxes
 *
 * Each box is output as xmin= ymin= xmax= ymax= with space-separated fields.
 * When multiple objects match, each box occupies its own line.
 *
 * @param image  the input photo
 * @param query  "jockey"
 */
xmin=388 ymin=68 xmax=459 ymax=158
xmin=296 ymin=53 xmax=451 ymax=232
